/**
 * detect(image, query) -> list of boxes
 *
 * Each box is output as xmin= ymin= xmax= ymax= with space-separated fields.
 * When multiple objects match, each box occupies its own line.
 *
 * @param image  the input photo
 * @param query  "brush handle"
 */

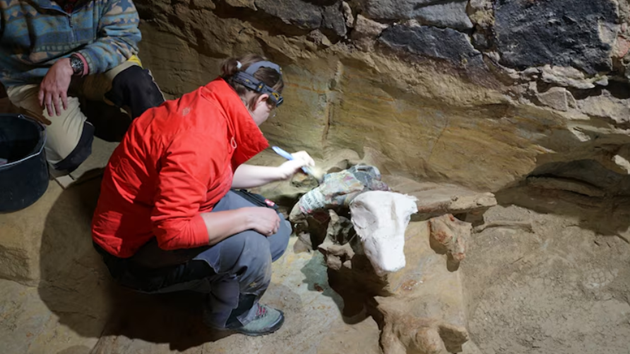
xmin=271 ymin=146 xmax=309 ymax=174
xmin=272 ymin=146 xmax=294 ymax=161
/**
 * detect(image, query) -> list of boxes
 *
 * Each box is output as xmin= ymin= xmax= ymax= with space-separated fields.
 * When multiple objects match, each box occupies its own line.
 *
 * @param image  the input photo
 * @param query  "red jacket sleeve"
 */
xmin=150 ymin=129 xmax=224 ymax=250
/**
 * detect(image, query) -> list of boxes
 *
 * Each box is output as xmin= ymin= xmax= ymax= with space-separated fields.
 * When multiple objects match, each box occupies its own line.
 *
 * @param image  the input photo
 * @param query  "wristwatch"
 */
xmin=69 ymin=54 xmax=84 ymax=76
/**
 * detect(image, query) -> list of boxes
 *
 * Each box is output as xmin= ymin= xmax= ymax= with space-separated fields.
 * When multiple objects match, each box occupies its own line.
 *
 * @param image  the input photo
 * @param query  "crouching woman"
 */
xmin=91 ymin=54 xmax=313 ymax=336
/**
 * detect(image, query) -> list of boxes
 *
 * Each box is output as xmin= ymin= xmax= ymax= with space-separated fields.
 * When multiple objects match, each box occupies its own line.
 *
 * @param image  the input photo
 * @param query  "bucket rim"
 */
xmin=0 ymin=113 xmax=47 ymax=168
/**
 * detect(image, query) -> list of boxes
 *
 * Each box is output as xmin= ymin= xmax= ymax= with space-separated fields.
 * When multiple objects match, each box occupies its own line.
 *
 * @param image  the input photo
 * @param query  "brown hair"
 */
xmin=221 ymin=54 xmax=284 ymax=110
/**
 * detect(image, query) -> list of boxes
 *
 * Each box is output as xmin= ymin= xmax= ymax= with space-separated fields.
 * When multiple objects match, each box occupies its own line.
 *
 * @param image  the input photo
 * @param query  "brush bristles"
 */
xmin=305 ymin=166 xmax=325 ymax=182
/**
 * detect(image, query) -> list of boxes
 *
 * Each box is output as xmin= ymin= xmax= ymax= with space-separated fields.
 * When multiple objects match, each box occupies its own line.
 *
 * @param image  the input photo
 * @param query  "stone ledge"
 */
xmin=384 ymin=175 xmax=497 ymax=221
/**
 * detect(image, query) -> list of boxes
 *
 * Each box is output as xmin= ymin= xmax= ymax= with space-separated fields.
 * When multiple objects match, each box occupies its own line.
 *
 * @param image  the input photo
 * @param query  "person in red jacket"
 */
xmin=91 ymin=54 xmax=314 ymax=336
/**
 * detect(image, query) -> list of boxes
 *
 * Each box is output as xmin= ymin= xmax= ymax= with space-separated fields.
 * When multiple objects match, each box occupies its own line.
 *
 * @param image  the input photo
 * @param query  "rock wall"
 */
xmin=134 ymin=0 xmax=630 ymax=194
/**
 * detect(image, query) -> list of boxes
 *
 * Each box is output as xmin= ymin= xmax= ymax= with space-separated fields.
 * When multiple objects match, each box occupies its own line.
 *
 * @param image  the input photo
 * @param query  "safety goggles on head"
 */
xmin=232 ymin=61 xmax=284 ymax=107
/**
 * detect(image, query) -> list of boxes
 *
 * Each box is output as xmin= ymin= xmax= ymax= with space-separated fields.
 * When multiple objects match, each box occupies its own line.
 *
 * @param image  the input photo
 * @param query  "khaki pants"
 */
xmin=7 ymin=60 xmax=141 ymax=166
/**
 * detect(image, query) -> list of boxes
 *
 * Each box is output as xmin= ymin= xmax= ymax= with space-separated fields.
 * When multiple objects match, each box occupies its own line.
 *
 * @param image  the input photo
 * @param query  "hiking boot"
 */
xmin=231 ymin=303 xmax=284 ymax=336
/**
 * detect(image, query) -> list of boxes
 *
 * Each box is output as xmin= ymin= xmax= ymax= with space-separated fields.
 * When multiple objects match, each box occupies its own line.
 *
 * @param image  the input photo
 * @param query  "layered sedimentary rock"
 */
xmin=133 ymin=0 xmax=630 ymax=196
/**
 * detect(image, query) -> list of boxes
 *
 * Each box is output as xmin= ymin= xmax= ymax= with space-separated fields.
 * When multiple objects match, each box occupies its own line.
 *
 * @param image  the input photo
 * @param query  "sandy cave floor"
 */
xmin=0 ymin=237 xmax=382 ymax=354
xmin=2 ymin=201 xmax=629 ymax=354
xmin=463 ymin=204 xmax=630 ymax=354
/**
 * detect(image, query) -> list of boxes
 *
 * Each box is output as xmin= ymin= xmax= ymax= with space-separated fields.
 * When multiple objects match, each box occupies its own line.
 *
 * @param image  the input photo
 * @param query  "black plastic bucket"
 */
xmin=0 ymin=114 xmax=49 ymax=212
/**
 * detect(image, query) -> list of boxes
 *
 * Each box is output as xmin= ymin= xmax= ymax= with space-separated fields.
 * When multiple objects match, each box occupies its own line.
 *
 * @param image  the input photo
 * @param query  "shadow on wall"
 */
xmin=496 ymin=158 xmax=630 ymax=241
xmin=36 ymin=173 xmax=232 ymax=352
xmin=488 ymin=98 xmax=630 ymax=240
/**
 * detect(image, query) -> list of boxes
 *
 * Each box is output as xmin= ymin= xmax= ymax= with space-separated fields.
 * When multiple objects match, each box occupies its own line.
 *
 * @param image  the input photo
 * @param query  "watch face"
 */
xmin=70 ymin=56 xmax=83 ymax=75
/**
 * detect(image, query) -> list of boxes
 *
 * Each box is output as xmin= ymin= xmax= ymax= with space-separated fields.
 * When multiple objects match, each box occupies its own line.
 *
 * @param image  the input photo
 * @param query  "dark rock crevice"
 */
xmin=379 ymin=24 xmax=483 ymax=67
xmin=494 ymin=0 xmax=619 ymax=75
xmin=356 ymin=0 xmax=473 ymax=30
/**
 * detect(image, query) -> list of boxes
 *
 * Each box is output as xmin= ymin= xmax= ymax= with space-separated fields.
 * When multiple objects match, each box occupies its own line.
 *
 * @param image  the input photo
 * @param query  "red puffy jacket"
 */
xmin=92 ymin=79 xmax=269 ymax=258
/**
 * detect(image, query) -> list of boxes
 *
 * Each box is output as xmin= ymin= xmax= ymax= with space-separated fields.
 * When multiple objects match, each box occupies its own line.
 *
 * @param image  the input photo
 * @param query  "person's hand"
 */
xmin=38 ymin=58 xmax=73 ymax=119
xmin=277 ymin=151 xmax=315 ymax=180
xmin=291 ymin=151 xmax=315 ymax=167
xmin=244 ymin=207 xmax=281 ymax=237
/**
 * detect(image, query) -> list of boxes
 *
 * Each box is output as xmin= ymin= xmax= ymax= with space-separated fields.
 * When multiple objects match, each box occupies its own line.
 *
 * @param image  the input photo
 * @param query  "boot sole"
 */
xmin=232 ymin=310 xmax=285 ymax=337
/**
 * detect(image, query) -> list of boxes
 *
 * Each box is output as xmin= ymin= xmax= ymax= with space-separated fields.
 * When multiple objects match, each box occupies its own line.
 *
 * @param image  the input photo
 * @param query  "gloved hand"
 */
xmin=277 ymin=150 xmax=315 ymax=180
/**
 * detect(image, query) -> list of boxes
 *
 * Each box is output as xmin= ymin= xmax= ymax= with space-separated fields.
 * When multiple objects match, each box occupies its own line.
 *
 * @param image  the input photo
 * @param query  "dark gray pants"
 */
xmin=95 ymin=191 xmax=291 ymax=329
